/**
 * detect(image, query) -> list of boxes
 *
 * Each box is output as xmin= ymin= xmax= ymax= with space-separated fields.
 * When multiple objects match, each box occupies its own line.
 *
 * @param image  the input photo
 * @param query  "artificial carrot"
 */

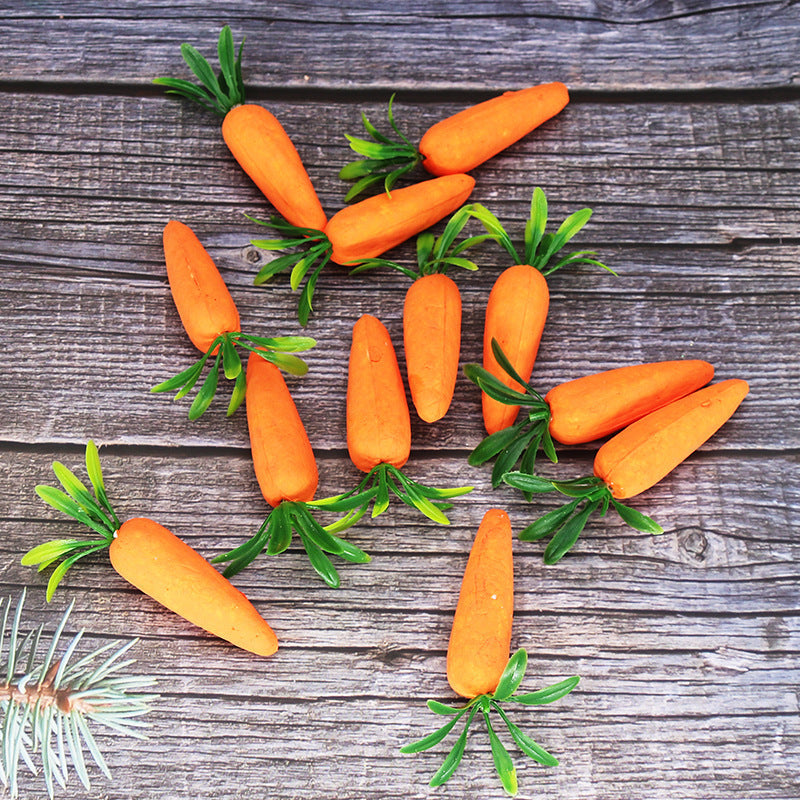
xmin=470 ymin=188 xmax=613 ymax=435
xmin=350 ymin=203 xmax=493 ymax=422
xmin=447 ymin=509 xmax=514 ymax=699
xmin=504 ymin=379 xmax=750 ymax=563
xmin=250 ymin=174 xmax=475 ymax=325
xmin=22 ymin=442 xmax=278 ymax=657
xmin=154 ymin=26 xmax=326 ymax=230
xmin=213 ymin=353 xmax=370 ymax=588
xmin=340 ymin=84 xmax=569 ymax=200
xmin=311 ymin=314 xmax=472 ymax=527
xmin=466 ymin=342 xmax=715 ymax=488
xmin=151 ymin=220 xmax=316 ymax=419
xmin=401 ymin=509 xmax=579 ymax=795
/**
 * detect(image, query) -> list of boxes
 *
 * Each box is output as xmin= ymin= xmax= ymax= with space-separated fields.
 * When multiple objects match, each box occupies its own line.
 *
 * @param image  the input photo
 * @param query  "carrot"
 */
xmin=311 ymin=314 xmax=472 ymax=527
xmin=350 ymin=203 xmax=493 ymax=422
xmin=22 ymin=442 xmax=278 ymax=657
xmin=470 ymin=188 xmax=613 ymax=435
xmin=504 ymin=379 xmax=749 ymax=563
xmin=151 ymin=220 xmax=316 ymax=419
xmin=401 ymin=509 xmax=579 ymax=795
xmin=154 ymin=26 xmax=325 ymax=230
xmin=249 ymin=174 xmax=475 ymax=325
xmin=465 ymin=341 xmax=715 ymax=489
xmin=447 ymin=509 xmax=514 ymax=699
xmin=340 ymin=84 xmax=569 ymax=200
xmin=212 ymin=353 xmax=370 ymax=588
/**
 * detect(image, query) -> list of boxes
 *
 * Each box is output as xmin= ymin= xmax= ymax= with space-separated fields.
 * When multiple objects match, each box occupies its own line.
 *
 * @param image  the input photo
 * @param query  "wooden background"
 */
xmin=1 ymin=2 xmax=798 ymax=798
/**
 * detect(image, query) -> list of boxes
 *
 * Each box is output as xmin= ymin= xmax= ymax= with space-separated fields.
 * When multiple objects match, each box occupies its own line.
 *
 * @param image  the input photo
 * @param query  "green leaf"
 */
xmin=502 ymin=472 xmax=556 ymax=494
xmin=180 ymin=42 xmax=228 ymax=110
xmin=152 ymin=77 xmax=216 ymax=108
xmin=491 ymin=430 xmax=536 ymax=489
xmin=264 ymin=505 xmax=294 ymax=555
xmin=493 ymin=703 xmax=559 ymax=767
xmin=308 ymin=486 xmax=379 ymax=513
xmin=468 ymin=425 xmax=526 ymax=467
xmin=150 ymin=359 xmax=204 ymax=394
xmin=35 ymin=486 xmax=110 ymax=538
xmin=45 ymin=545 xmax=107 ymax=602
xmin=493 ymin=649 xmax=528 ymax=702
xmin=241 ymin=334 xmax=316 ymax=352
xmin=374 ymin=467 xmax=390 ymax=517
xmin=297 ymin=260 xmax=328 ymax=327
xmin=490 ymin=338 xmax=535 ymax=395
xmin=21 ymin=539 xmax=85 ymax=567
xmin=329 ymin=534 xmax=371 ymax=564
xmin=293 ymin=507 xmax=345 ymax=555
xmin=290 ymin=251 xmax=316 ymax=292
xmin=253 ymin=252 xmax=304 ymax=284
xmin=483 ymin=708 xmax=518 ymax=795
xmin=427 ymin=699 xmax=462 ymax=716
xmin=538 ymin=207 xmax=592 ymax=268
xmin=524 ymin=187 xmax=548 ymax=264
xmin=513 ymin=675 xmax=580 ymax=706
xmin=400 ymin=711 xmax=465 ymax=753
xmin=226 ymin=369 xmax=247 ymax=417
xmin=611 ymin=498 xmax=664 ymax=534
xmin=416 ymin=232 xmax=435 ymax=270
xmin=221 ymin=334 xmax=242 ymax=380
xmin=518 ymin=500 xmax=580 ymax=541
xmin=463 ymin=364 xmax=533 ymax=406
xmin=428 ymin=709 xmax=475 ymax=787
xmin=187 ymin=352 xmax=220 ymax=420
xmin=85 ymin=441 xmax=116 ymax=524
xmin=467 ymin=204 xmax=520 ymax=263
xmin=298 ymin=532 xmax=341 ymax=588
xmin=543 ymin=501 xmax=599 ymax=565
xmin=398 ymin=478 xmax=451 ymax=525
xmin=262 ymin=351 xmax=309 ymax=377
xmin=216 ymin=25 xmax=244 ymax=105
xmin=343 ymin=173 xmax=387 ymax=203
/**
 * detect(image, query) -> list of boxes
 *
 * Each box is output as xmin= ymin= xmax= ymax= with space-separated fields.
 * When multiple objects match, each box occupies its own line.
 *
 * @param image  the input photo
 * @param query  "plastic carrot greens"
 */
xmin=471 ymin=187 xmax=614 ymax=436
xmin=401 ymin=510 xmax=579 ymax=795
xmin=311 ymin=314 xmax=472 ymax=528
xmin=22 ymin=442 xmax=279 ymax=657
xmin=465 ymin=338 xmax=715 ymax=491
xmin=350 ymin=203 xmax=495 ymax=422
xmin=339 ymin=83 xmax=570 ymax=200
xmin=504 ymin=379 xmax=750 ymax=564
xmin=212 ymin=352 xmax=370 ymax=588
xmin=154 ymin=26 xmax=327 ymax=231
xmin=0 ymin=591 xmax=156 ymax=799
xmin=249 ymin=173 xmax=475 ymax=325
xmin=150 ymin=220 xmax=315 ymax=419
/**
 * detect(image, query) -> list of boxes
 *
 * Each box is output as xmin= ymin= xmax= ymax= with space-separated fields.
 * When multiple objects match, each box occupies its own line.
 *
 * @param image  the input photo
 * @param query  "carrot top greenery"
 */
xmin=402 ymin=649 xmax=579 ymax=796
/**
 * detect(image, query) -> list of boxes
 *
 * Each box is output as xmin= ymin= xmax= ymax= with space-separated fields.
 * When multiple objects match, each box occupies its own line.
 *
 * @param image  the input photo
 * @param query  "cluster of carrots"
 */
xmin=20 ymin=24 xmax=750 ymax=798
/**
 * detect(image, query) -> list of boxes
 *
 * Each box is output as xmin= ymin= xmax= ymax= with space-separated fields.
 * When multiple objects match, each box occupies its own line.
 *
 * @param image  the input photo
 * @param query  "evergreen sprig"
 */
xmin=0 ymin=591 xmax=156 ymax=799
xmin=502 ymin=472 xmax=664 ymax=564
xmin=212 ymin=500 xmax=371 ymax=589
xmin=151 ymin=332 xmax=316 ymax=419
xmin=338 ymin=95 xmax=423 ymax=201
xmin=153 ymin=25 xmax=246 ymax=116
xmin=401 ymin=649 xmax=579 ymax=795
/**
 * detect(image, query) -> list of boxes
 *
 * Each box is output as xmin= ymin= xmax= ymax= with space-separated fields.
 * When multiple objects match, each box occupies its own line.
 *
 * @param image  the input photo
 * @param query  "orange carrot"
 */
xmin=213 ymin=352 xmax=370 ymax=588
xmin=420 ymin=83 xmax=570 ymax=177
xmin=246 ymin=352 xmax=318 ymax=506
xmin=483 ymin=264 xmax=549 ymax=434
xmin=404 ymin=273 xmax=462 ymax=422
xmin=503 ymin=379 xmax=749 ymax=563
xmin=447 ymin=509 xmax=514 ymax=699
xmin=594 ymin=378 xmax=750 ymax=500
xmin=467 ymin=188 xmax=612 ymax=435
xmin=250 ymin=174 xmax=475 ymax=325
xmin=22 ymin=442 xmax=278 ymax=656
xmin=152 ymin=219 xmax=316 ymax=419
xmin=340 ymin=84 xmax=569 ymax=200
xmin=311 ymin=314 xmax=472 ymax=527
xmin=347 ymin=314 xmax=411 ymax=472
xmin=465 ymin=350 xmax=715 ymax=488
xmin=162 ymin=219 xmax=240 ymax=353
xmin=401 ymin=509 xmax=579 ymax=794
xmin=154 ymin=26 xmax=325 ymax=230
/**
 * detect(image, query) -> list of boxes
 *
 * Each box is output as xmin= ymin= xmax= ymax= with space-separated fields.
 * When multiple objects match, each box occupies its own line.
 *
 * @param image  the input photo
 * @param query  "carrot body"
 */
xmin=222 ymin=104 xmax=327 ymax=231
xmin=403 ymin=273 xmax=462 ymax=423
xmin=347 ymin=314 xmax=411 ymax=472
xmin=419 ymin=83 xmax=569 ymax=177
xmin=482 ymin=264 xmax=550 ymax=434
xmin=447 ymin=509 xmax=514 ymax=699
xmin=546 ymin=360 xmax=715 ymax=445
xmin=246 ymin=352 xmax=318 ymax=507
xmin=109 ymin=517 xmax=278 ymax=657
xmin=163 ymin=219 xmax=240 ymax=352
xmin=594 ymin=379 xmax=750 ymax=500
xmin=325 ymin=174 xmax=475 ymax=265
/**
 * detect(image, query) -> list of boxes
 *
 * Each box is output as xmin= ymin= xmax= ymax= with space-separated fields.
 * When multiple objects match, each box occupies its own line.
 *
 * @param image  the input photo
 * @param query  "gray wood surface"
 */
xmin=0 ymin=4 xmax=798 ymax=799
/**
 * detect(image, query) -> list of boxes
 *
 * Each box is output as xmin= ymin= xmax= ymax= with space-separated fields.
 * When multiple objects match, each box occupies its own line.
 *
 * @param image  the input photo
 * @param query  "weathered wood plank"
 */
xmin=1 ymin=2 xmax=799 ymax=91
xmin=2 ymin=96 xmax=798 ymax=245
